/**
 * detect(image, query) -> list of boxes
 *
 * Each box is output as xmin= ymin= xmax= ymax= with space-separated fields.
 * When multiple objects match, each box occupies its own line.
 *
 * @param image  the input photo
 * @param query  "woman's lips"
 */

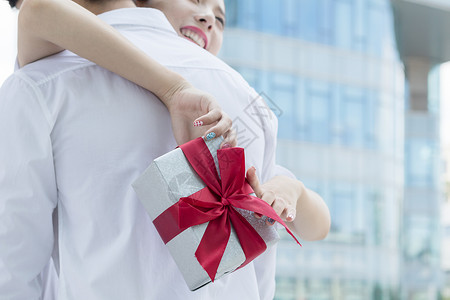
xmin=180 ymin=26 xmax=208 ymax=49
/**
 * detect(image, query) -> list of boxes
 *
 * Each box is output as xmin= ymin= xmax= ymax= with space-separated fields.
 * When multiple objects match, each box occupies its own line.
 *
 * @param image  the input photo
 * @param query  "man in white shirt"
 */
xmin=0 ymin=2 xmax=294 ymax=300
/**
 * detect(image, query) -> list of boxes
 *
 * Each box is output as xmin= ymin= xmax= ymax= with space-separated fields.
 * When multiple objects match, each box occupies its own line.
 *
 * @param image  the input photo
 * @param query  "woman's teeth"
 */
xmin=181 ymin=28 xmax=206 ymax=48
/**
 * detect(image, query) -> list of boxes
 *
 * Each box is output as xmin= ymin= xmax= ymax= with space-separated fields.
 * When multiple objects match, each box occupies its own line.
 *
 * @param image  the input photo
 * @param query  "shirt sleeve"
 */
xmin=0 ymin=74 xmax=57 ymax=299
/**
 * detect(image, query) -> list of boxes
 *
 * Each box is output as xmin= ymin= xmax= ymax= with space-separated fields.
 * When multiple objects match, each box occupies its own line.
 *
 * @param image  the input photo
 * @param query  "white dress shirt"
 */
xmin=0 ymin=8 xmax=289 ymax=300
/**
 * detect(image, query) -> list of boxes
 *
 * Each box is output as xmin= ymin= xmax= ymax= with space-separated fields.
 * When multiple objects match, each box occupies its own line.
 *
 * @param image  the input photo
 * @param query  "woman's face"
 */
xmin=139 ymin=0 xmax=226 ymax=55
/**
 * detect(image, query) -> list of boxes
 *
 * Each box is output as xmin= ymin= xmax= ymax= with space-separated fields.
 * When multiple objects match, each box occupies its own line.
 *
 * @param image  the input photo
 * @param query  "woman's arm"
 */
xmin=18 ymin=0 xmax=235 ymax=146
xmin=247 ymin=168 xmax=331 ymax=241
xmin=19 ymin=0 xmax=178 ymax=103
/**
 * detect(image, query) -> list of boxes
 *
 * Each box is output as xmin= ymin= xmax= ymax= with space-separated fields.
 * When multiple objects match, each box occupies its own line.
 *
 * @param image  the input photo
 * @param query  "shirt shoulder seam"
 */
xmin=14 ymin=72 xmax=55 ymax=129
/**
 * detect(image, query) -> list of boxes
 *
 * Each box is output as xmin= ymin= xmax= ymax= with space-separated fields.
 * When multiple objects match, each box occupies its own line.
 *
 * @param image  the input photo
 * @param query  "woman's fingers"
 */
xmin=286 ymin=207 xmax=296 ymax=222
xmin=195 ymin=109 xmax=233 ymax=142
xmin=260 ymin=190 xmax=276 ymax=206
xmin=194 ymin=109 xmax=221 ymax=126
xmin=246 ymin=167 xmax=266 ymax=219
xmin=271 ymin=196 xmax=286 ymax=217
xmin=259 ymin=191 xmax=278 ymax=226
xmin=220 ymin=128 xmax=237 ymax=148
xmin=263 ymin=195 xmax=297 ymax=226
xmin=247 ymin=170 xmax=293 ymax=224
xmin=246 ymin=167 xmax=263 ymax=197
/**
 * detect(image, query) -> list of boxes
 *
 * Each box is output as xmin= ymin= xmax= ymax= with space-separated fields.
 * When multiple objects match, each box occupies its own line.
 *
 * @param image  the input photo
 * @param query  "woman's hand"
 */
xmin=161 ymin=80 xmax=236 ymax=147
xmin=246 ymin=167 xmax=331 ymax=240
xmin=246 ymin=167 xmax=297 ymax=226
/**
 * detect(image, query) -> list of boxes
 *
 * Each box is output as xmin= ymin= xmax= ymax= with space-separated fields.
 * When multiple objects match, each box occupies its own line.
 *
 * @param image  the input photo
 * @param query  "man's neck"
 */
xmin=73 ymin=0 xmax=136 ymax=15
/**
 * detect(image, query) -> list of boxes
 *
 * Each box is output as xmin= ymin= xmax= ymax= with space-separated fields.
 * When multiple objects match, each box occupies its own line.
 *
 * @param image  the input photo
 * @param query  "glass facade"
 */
xmin=220 ymin=0 xmax=406 ymax=299
xmin=224 ymin=0 xmax=397 ymax=57
xmin=401 ymin=64 xmax=442 ymax=299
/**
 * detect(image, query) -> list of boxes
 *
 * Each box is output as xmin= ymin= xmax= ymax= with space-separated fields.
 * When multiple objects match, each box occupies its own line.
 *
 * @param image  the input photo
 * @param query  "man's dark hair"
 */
xmin=6 ymin=0 xmax=17 ymax=8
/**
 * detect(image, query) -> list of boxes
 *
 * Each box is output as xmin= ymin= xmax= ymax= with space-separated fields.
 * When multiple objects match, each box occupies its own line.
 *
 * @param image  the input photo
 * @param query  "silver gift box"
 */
xmin=132 ymin=137 xmax=280 ymax=291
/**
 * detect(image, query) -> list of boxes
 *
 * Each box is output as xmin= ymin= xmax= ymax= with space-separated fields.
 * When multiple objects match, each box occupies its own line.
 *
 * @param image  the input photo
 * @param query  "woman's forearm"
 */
xmin=293 ymin=183 xmax=331 ymax=241
xmin=18 ymin=0 xmax=185 ymax=107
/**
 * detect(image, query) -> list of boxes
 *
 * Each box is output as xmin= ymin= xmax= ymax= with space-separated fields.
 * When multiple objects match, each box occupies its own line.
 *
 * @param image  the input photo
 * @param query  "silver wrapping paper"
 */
xmin=132 ymin=137 xmax=280 ymax=291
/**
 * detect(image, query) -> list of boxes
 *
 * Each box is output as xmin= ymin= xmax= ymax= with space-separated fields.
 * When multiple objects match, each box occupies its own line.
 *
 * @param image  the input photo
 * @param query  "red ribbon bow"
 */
xmin=153 ymin=137 xmax=300 ymax=282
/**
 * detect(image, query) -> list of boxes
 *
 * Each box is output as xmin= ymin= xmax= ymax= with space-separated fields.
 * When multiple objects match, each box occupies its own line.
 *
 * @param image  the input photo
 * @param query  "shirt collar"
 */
xmin=97 ymin=7 xmax=178 ymax=37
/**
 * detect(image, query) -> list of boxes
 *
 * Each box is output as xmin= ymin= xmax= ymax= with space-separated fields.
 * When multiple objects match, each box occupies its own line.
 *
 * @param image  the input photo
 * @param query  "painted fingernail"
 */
xmin=287 ymin=214 xmax=295 ymax=221
xmin=193 ymin=120 xmax=203 ymax=127
xmin=254 ymin=212 xmax=262 ymax=219
xmin=267 ymin=218 xmax=275 ymax=225
xmin=205 ymin=132 xmax=216 ymax=141
xmin=221 ymin=143 xmax=232 ymax=149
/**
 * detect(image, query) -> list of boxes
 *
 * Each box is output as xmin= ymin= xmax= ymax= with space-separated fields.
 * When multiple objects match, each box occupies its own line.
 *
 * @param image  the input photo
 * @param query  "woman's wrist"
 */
xmin=154 ymin=71 xmax=191 ymax=110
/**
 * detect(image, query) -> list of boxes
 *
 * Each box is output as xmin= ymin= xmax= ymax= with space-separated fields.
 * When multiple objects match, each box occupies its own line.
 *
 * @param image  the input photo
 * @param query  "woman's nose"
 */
xmin=195 ymin=13 xmax=215 ymax=31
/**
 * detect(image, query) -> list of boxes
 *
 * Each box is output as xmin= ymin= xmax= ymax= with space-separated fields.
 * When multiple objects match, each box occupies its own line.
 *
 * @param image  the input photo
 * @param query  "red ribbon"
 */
xmin=153 ymin=137 xmax=300 ymax=282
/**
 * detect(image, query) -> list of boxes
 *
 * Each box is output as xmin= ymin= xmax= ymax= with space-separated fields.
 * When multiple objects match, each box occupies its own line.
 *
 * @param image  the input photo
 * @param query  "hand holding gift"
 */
xmin=132 ymin=137 xmax=300 ymax=290
xmin=246 ymin=167 xmax=297 ymax=225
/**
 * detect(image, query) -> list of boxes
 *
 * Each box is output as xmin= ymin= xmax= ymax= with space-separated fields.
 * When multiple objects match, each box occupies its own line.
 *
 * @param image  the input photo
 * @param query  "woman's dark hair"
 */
xmin=6 ymin=0 xmax=17 ymax=8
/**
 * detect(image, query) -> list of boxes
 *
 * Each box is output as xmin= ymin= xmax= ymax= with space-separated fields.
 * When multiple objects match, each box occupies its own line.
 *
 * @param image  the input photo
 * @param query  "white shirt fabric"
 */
xmin=0 ymin=8 xmax=290 ymax=300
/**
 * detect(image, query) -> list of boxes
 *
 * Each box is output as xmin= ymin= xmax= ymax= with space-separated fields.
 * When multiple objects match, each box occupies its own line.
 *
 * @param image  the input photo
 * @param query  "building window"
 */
xmin=281 ymin=0 xmax=299 ymax=37
xmin=269 ymin=72 xmax=297 ymax=139
xmin=368 ymin=190 xmax=383 ymax=246
xmin=353 ymin=0 xmax=368 ymax=51
xmin=274 ymin=277 xmax=297 ymax=300
xmin=317 ymin=0 xmax=333 ymax=44
xmin=259 ymin=0 xmax=282 ymax=34
xmin=305 ymin=279 xmax=332 ymax=300
xmin=367 ymin=2 xmax=391 ymax=56
xmin=223 ymin=0 xmax=237 ymax=27
xmin=305 ymin=81 xmax=332 ymax=144
xmin=365 ymin=91 xmax=378 ymax=149
xmin=328 ymin=183 xmax=365 ymax=243
xmin=340 ymin=87 xmax=366 ymax=147
xmin=403 ymin=215 xmax=439 ymax=264
xmin=330 ymin=189 xmax=353 ymax=234
xmin=334 ymin=0 xmax=353 ymax=49
xmin=225 ymin=0 xmax=258 ymax=30
xmin=405 ymin=139 xmax=435 ymax=187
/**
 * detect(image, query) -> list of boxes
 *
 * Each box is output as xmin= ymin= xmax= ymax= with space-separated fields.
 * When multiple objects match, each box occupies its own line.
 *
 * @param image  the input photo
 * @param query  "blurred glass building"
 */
xmin=391 ymin=1 xmax=450 ymax=298
xmin=220 ymin=0 xmax=446 ymax=299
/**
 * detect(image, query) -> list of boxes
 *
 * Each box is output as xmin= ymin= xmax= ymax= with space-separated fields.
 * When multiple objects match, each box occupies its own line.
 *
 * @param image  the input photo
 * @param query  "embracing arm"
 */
xmin=18 ymin=0 xmax=235 ymax=146
xmin=18 ymin=0 xmax=179 ymax=102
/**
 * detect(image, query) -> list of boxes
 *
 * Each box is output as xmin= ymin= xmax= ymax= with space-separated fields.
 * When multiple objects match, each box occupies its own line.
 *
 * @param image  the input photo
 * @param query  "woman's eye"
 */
xmin=216 ymin=17 xmax=225 ymax=26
